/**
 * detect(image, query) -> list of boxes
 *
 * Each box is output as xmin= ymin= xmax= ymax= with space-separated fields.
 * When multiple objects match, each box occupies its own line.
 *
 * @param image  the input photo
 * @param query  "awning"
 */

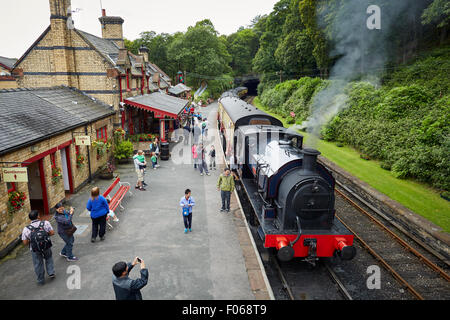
xmin=124 ymin=92 xmax=189 ymax=119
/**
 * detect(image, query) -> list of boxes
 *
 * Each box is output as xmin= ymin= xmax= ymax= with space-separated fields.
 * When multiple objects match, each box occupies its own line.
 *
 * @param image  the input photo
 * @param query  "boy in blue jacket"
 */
xmin=179 ymin=189 xmax=195 ymax=233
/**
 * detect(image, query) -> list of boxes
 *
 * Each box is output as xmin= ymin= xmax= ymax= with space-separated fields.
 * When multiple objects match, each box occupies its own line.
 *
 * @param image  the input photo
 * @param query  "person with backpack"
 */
xmin=21 ymin=210 xmax=55 ymax=285
xmin=180 ymin=189 xmax=195 ymax=233
xmin=54 ymin=203 xmax=79 ymax=262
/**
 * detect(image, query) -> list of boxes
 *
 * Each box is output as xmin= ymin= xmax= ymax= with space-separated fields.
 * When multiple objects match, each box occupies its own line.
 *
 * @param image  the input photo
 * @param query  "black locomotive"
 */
xmin=218 ymin=88 xmax=356 ymax=263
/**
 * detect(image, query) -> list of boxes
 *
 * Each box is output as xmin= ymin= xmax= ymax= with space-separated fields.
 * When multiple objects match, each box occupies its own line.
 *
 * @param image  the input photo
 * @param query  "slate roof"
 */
xmin=0 ymin=86 xmax=115 ymax=155
xmin=125 ymin=92 xmax=189 ymax=118
xmin=168 ymin=83 xmax=192 ymax=96
xmin=0 ymin=56 xmax=17 ymax=70
xmin=75 ymin=29 xmax=120 ymax=66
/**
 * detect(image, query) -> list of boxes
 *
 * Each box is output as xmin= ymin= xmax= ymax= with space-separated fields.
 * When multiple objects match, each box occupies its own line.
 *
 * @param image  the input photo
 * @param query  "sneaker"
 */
xmin=113 ymin=218 xmax=120 ymax=222
xmin=206 ymin=173 xmax=211 ymax=176
xmin=189 ymin=228 xmax=192 ymax=232
xmin=135 ymin=186 xmax=140 ymax=189
xmin=226 ymin=209 xmax=230 ymax=213
xmin=184 ymin=229 xmax=188 ymax=234
xmin=59 ymin=252 xmax=67 ymax=258
xmin=91 ymin=238 xmax=96 ymax=243
xmin=220 ymin=209 xmax=225 ymax=212
xmin=200 ymin=173 xmax=204 ymax=176
xmin=100 ymin=236 xmax=105 ymax=241
xmin=48 ymin=274 xmax=56 ymax=278
xmin=66 ymin=256 xmax=79 ymax=262
xmin=139 ymin=188 xmax=146 ymax=191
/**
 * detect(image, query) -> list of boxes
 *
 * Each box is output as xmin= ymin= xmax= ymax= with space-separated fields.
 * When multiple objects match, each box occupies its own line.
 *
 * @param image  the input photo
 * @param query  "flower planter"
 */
xmin=99 ymin=171 xmax=114 ymax=180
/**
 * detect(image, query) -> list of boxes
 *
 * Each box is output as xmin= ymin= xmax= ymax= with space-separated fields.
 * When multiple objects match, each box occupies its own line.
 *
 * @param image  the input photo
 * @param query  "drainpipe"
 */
xmin=85 ymin=125 xmax=93 ymax=182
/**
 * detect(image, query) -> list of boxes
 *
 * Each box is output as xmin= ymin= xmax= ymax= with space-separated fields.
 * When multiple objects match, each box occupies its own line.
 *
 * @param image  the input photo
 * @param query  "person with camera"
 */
xmin=54 ymin=202 xmax=79 ymax=262
xmin=21 ymin=210 xmax=55 ymax=285
xmin=112 ymin=257 xmax=149 ymax=300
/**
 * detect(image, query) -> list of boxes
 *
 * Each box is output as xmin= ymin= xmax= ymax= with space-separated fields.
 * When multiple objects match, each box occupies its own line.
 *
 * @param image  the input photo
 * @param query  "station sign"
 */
xmin=75 ymin=136 xmax=91 ymax=146
xmin=2 ymin=167 xmax=28 ymax=183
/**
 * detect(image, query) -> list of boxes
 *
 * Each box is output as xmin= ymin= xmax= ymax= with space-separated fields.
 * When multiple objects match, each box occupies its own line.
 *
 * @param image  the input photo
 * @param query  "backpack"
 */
xmin=27 ymin=221 xmax=52 ymax=253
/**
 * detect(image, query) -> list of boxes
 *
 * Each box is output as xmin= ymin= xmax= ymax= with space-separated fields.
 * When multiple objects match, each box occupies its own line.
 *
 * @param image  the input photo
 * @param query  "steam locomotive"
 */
xmin=217 ymin=88 xmax=356 ymax=263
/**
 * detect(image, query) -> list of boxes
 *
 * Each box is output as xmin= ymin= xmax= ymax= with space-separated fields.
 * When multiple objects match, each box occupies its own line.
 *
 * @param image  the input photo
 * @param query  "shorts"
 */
xmin=136 ymin=169 xmax=144 ymax=182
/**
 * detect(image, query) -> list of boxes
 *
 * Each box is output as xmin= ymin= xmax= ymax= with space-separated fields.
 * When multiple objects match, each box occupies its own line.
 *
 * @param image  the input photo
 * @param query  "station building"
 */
xmin=0 ymin=0 xmax=178 ymax=256
xmin=0 ymin=86 xmax=115 ymax=256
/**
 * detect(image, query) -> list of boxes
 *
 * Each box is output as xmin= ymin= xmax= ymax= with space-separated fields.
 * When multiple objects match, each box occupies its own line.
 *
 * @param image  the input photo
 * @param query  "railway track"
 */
xmin=334 ymin=180 xmax=450 ymax=300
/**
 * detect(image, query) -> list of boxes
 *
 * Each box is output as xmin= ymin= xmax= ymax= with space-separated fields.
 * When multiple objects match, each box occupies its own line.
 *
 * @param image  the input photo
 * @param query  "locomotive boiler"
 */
xmin=218 ymin=90 xmax=356 ymax=263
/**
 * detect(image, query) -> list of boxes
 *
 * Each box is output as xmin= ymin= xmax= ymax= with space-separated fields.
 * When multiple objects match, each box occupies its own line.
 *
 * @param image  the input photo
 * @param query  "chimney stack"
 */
xmin=99 ymin=10 xmax=125 ymax=49
xmin=48 ymin=0 xmax=75 ymax=86
xmin=139 ymin=46 xmax=149 ymax=63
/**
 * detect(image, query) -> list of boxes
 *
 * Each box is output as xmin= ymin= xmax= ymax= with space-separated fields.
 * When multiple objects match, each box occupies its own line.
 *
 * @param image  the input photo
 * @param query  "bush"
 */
xmin=114 ymin=140 xmax=134 ymax=160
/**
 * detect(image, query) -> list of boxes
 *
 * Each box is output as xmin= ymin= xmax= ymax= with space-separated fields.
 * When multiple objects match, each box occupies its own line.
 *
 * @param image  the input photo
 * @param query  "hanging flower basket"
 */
xmin=76 ymin=154 xmax=85 ymax=169
xmin=8 ymin=191 xmax=27 ymax=214
xmin=52 ymin=167 xmax=62 ymax=185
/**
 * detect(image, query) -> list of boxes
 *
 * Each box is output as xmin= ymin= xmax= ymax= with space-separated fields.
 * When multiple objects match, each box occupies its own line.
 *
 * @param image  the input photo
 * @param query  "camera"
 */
xmin=136 ymin=257 xmax=142 ymax=263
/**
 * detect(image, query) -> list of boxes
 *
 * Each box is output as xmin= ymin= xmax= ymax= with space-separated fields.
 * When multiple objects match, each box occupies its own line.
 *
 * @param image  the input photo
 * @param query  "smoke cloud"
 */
xmin=302 ymin=0 xmax=417 ymax=147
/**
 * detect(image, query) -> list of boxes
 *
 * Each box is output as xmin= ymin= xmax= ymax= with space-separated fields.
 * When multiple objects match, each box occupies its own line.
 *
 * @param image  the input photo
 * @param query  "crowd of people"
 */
xmin=20 ymin=100 xmax=239 ymax=299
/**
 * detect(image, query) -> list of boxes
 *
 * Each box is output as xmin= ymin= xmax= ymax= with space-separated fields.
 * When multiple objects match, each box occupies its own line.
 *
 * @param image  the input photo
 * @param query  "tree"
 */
xmin=227 ymin=28 xmax=259 ymax=76
xmin=422 ymin=0 xmax=450 ymax=44
xmin=299 ymin=0 xmax=331 ymax=77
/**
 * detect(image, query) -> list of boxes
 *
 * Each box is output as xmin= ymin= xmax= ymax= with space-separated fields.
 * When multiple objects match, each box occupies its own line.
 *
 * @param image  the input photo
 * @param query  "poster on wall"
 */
xmin=2 ymin=167 xmax=29 ymax=183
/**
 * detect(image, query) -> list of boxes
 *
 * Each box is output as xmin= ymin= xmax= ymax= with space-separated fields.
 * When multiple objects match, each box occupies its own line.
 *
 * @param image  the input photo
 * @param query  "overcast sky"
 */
xmin=0 ymin=0 xmax=278 ymax=59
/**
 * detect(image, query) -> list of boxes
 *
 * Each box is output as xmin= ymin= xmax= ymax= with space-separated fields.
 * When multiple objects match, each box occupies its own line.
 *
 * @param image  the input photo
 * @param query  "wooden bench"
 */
xmin=103 ymin=177 xmax=132 ymax=229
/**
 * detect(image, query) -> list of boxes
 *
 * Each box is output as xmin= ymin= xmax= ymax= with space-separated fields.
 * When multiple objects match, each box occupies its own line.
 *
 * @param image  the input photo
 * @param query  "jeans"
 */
xmin=183 ymin=213 xmax=192 ymax=229
xmin=221 ymin=190 xmax=231 ymax=211
xmin=193 ymin=158 xmax=198 ymax=169
xmin=209 ymin=157 xmax=216 ymax=170
xmin=92 ymin=215 xmax=107 ymax=239
xmin=31 ymin=248 xmax=55 ymax=283
xmin=199 ymin=160 xmax=209 ymax=174
xmin=59 ymin=232 xmax=74 ymax=259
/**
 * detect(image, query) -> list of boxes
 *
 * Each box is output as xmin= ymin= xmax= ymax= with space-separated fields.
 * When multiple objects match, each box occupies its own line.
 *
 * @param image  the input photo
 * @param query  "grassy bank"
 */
xmin=254 ymin=97 xmax=450 ymax=232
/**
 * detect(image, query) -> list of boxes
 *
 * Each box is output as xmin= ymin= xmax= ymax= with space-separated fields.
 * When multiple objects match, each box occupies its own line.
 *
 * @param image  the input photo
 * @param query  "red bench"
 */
xmin=103 ymin=177 xmax=132 ymax=212
xmin=103 ymin=177 xmax=132 ymax=229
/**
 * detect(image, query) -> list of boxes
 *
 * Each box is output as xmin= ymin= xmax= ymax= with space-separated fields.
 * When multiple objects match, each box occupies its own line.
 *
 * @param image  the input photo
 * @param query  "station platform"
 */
xmin=0 ymin=102 xmax=272 ymax=300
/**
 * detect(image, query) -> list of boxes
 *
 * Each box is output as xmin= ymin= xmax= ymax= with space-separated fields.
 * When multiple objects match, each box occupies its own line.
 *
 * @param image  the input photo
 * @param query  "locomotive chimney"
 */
xmin=302 ymin=148 xmax=321 ymax=173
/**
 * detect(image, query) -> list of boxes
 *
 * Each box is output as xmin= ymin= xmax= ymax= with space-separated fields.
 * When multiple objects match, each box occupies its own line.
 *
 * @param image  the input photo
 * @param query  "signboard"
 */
xmin=2 ymin=167 xmax=28 ymax=183
xmin=75 ymin=136 xmax=91 ymax=146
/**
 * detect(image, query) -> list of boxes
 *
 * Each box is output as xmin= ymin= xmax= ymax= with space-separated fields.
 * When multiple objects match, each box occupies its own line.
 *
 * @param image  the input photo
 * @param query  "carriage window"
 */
xmin=249 ymin=118 xmax=271 ymax=125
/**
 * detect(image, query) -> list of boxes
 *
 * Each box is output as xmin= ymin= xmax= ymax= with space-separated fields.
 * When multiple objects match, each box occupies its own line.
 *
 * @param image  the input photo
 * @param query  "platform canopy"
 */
xmin=168 ymin=83 xmax=192 ymax=96
xmin=124 ymin=92 xmax=189 ymax=119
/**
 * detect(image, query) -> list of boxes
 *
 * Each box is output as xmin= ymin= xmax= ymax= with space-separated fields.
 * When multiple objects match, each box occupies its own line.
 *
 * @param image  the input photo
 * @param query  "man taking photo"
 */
xmin=112 ymin=257 xmax=149 ymax=300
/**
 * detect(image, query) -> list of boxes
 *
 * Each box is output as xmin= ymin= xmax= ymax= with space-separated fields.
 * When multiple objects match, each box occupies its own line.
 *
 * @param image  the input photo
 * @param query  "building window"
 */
xmin=7 ymin=182 xmax=16 ymax=193
xmin=50 ymin=152 xmax=56 ymax=169
xmin=96 ymin=126 xmax=108 ymax=141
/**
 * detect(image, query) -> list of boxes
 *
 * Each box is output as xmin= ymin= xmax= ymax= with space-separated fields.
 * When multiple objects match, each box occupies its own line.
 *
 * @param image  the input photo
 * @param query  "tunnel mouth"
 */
xmin=242 ymin=79 xmax=259 ymax=96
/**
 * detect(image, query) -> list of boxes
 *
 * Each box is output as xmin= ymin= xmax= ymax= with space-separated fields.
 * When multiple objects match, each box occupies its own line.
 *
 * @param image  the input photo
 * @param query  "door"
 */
xmin=60 ymin=148 xmax=70 ymax=191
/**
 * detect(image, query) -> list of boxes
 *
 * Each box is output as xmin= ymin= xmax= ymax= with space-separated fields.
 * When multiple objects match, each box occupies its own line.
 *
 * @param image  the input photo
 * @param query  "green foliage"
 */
xmin=114 ymin=140 xmax=134 ymax=160
xmin=421 ymin=0 xmax=450 ymax=28
xmin=257 ymin=47 xmax=450 ymax=191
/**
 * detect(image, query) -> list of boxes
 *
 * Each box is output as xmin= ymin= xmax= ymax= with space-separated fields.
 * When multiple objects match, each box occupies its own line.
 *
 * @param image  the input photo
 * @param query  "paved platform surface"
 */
xmin=0 ymin=103 xmax=260 ymax=300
